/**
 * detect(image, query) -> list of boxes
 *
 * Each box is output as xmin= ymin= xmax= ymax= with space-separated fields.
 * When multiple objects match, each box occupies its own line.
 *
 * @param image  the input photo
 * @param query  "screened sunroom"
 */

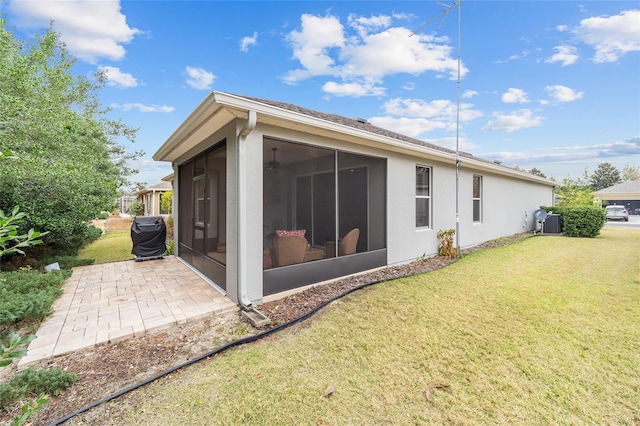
xmin=262 ymin=138 xmax=387 ymax=295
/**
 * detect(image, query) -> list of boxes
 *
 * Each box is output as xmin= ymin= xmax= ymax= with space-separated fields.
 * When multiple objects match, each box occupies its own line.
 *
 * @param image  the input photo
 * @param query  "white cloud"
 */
xmin=347 ymin=13 xmax=392 ymax=37
xmin=546 ymin=45 xmax=579 ymax=66
xmin=341 ymin=27 xmax=465 ymax=80
xmin=284 ymin=14 xmax=345 ymax=82
xmin=8 ymin=0 xmax=141 ymax=63
xmin=573 ymin=9 xmax=640 ymax=63
xmin=382 ymin=98 xmax=483 ymax=122
xmin=283 ymin=13 xmax=466 ymax=89
xmin=322 ymin=80 xmax=385 ymax=97
xmin=462 ymin=90 xmax=478 ymax=99
xmin=185 ymin=66 xmax=216 ymax=90
xmin=482 ymin=109 xmax=543 ymax=132
xmin=402 ymin=82 xmax=416 ymax=91
xmin=98 ymin=66 xmax=137 ymax=88
xmin=495 ymin=50 xmax=530 ymax=64
xmin=111 ymin=103 xmax=174 ymax=113
xmin=486 ymin=137 xmax=640 ymax=167
xmin=423 ymin=136 xmax=478 ymax=152
xmin=368 ymin=116 xmax=448 ymax=136
xmin=368 ymin=97 xmax=483 ymax=138
xmin=240 ymin=32 xmax=258 ymax=52
xmin=545 ymin=85 xmax=584 ymax=102
xmin=501 ymin=88 xmax=530 ymax=104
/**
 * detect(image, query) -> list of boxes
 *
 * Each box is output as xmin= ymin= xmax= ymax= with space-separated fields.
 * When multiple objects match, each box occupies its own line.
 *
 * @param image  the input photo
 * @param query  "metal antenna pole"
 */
xmin=455 ymin=0 xmax=462 ymax=259
xmin=412 ymin=1 xmax=464 ymax=258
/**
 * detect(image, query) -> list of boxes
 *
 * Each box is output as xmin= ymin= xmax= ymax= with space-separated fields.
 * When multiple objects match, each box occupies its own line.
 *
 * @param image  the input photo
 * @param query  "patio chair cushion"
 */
xmin=275 ymin=229 xmax=306 ymax=238
xmin=270 ymin=235 xmax=309 ymax=267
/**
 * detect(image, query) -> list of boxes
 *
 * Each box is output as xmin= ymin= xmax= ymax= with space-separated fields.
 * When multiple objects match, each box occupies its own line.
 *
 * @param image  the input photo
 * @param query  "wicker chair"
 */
xmin=324 ymin=228 xmax=360 ymax=258
xmin=269 ymin=235 xmax=309 ymax=267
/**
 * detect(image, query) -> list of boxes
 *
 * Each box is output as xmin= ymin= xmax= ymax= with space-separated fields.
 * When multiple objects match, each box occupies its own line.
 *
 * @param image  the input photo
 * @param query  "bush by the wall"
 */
xmin=541 ymin=205 xmax=605 ymax=238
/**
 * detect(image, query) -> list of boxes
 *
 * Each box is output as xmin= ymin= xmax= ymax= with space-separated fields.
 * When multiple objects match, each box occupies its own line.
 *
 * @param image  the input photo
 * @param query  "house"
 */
xmin=593 ymin=179 xmax=640 ymax=214
xmin=153 ymin=92 xmax=556 ymax=305
xmin=117 ymin=195 xmax=137 ymax=215
xmin=136 ymin=180 xmax=173 ymax=216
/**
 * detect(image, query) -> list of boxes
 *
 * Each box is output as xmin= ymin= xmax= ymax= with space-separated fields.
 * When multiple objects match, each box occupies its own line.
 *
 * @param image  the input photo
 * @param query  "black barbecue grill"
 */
xmin=131 ymin=216 xmax=166 ymax=261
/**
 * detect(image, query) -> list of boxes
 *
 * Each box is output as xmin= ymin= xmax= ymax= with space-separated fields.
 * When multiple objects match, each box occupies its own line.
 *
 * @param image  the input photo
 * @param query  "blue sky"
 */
xmin=4 ymin=0 xmax=639 ymax=186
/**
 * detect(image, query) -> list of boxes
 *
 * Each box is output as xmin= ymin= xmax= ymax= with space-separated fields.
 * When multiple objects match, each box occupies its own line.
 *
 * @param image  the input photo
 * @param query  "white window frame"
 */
xmin=473 ymin=174 xmax=482 ymax=223
xmin=415 ymin=165 xmax=431 ymax=228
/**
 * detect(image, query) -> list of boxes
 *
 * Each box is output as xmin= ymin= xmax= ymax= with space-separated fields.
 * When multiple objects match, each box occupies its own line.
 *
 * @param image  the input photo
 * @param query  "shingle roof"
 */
xmin=143 ymin=181 xmax=172 ymax=191
xmin=594 ymin=179 xmax=640 ymax=194
xmin=242 ymin=94 xmax=477 ymax=159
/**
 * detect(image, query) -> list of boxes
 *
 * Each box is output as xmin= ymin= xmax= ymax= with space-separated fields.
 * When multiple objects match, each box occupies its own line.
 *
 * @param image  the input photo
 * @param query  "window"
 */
xmin=473 ymin=174 xmax=482 ymax=223
xmin=416 ymin=166 xmax=431 ymax=228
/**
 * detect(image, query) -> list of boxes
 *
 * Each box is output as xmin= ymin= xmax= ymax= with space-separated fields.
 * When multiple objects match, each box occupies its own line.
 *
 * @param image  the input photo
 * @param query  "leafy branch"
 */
xmin=0 ymin=334 xmax=36 ymax=368
xmin=0 ymin=206 xmax=48 ymax=259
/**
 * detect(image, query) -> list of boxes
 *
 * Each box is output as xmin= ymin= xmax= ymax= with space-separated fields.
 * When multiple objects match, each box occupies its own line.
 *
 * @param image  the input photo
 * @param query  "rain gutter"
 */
xmin=237 ymin=110 xmax=257 ymax=307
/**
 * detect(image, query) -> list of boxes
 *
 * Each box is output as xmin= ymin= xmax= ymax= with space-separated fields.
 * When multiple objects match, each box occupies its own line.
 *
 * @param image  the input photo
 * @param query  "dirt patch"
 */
xmin=1 ymin=233 xmax=532 ymax=425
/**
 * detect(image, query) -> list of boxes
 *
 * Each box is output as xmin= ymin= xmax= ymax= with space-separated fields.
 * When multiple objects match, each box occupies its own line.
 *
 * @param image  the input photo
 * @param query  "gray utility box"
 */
xmin=544 ymin=214 xmax=562 ymax=234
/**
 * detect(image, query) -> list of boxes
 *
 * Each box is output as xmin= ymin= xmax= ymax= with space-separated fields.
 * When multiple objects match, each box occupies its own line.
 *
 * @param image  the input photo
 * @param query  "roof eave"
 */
xmin=154 ymin=91 xmax=557 ymax=187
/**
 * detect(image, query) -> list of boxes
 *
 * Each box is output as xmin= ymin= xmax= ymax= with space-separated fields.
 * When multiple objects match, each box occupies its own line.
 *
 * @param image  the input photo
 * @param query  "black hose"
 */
xmin=48 ymin=277 xmax=387 ymax=425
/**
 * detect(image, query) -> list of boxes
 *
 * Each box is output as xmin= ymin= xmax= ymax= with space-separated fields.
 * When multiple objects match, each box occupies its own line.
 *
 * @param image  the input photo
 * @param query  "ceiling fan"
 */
xmin=267 ymin=147 xmax=281 ymax=170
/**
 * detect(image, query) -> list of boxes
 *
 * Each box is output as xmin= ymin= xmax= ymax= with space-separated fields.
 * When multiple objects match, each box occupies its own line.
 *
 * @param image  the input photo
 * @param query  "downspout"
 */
xmin=237 ymin=110 xmax=257 ymax=307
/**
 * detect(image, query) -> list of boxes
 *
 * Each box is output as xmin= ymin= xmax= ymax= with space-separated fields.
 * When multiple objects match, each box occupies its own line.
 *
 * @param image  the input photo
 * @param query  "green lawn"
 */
xmin=107 ymin=227 xmax=639 ymax=425
xmin=77 ymin=231 xmax=134 ymax=263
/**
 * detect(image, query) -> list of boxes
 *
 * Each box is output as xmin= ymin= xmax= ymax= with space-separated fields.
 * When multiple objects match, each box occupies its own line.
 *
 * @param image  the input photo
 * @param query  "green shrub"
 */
xmin=0 ymin=270 xmax=69 ymax=326
xmin=165 ymin=240 xmax=174 ymax=255
xmin=0 ymin=367 xmax=76 ymax=410
xmin=39 ymin=255 xmax=94 ymax=270
xmin=85 ymin=225 xmax=103 ymax=243
xmin=96 ymin=211 xmax=109 ymax=220
xmin=541 ymin=205 xmax=605 ymax=238
xmin=128 ymin=201 xmax=144 ymax=216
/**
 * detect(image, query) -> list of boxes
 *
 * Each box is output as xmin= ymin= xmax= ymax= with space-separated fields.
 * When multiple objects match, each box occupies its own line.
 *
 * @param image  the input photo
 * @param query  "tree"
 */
xmin=0 ymin=152 xmax=48 ymax=266
xmin=555 ymin=176 xmax=596 ymax=206
xmin=528 ymin=167 xmax=547 ymax=178
xmin=0 ymin=18 xmax=142 ymax=243
xmin=160 ymin=190 xmax=173 ymax=214
xmin=590 ymin=162 xmax=621 ymax=191
xmin=128 ymin=201 xmax=145 ymax=216
xmin=621 ymin=165 xmax=640 ymax=182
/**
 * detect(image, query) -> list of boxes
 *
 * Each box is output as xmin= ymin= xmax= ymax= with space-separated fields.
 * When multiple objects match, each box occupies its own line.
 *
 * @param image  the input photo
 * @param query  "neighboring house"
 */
xmin=136 ymin=181 xmax=173 ymax=216
xmin=153 ymin=92 xmax=556 ymax=305
xmin=117 ymin=196 xmax=137 ymax=215
xmin=593 ymin=179 xmax=640 ymax=214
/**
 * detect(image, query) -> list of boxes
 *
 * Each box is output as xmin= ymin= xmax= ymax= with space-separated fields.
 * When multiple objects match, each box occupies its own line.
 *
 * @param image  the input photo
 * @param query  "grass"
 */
xmin=109 ymin=227 xmax=639 ymax=425
xmin=77 ymin=231 xmax=134 ymax=264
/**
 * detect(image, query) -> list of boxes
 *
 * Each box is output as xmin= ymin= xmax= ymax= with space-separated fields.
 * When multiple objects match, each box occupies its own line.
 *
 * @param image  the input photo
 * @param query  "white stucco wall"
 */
xmin=171 ymin=118 xmax=554 ymax=304
xmin=385 ymin=153 xmax=554 ymax=265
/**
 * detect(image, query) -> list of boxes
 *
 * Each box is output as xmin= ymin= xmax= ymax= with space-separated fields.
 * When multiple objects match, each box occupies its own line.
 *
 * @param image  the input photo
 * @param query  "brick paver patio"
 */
xmin=18 ymin=256 xmax=237 ymax=367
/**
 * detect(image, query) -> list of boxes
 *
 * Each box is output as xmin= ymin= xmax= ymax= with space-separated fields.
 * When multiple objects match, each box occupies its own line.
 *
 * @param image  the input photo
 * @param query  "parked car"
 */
xmin=605 ymin=205 xmax=629 ymax=221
